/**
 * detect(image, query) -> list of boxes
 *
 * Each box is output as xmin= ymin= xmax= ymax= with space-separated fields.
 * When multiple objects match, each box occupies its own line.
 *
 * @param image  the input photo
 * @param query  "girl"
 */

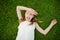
xmin=16 ymin=6 xmax=57 ymax=40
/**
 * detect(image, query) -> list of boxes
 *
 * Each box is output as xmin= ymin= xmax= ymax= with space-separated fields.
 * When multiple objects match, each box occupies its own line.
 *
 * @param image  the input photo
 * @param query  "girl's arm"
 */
xmin=35 ymin=19 xmax=57 ymax=35
xmin=16 ymin=6 xmax=31 ymax=20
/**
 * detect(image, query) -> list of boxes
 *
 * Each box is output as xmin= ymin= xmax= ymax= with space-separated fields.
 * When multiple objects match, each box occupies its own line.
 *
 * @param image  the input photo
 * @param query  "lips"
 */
xmin=27 ymin=17 xmax=30 ymax=19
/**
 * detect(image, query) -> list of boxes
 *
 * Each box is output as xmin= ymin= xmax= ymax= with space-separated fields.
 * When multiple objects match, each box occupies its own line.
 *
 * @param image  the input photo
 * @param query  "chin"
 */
xmin=28 ymin=20 xmax=30 ymax=22
xmin=25 ymin=17 xmax=31 ymax=21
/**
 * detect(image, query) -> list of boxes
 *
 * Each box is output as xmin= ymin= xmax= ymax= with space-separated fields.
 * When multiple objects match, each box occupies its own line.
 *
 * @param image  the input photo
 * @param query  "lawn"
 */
xmin=0 ymin=0 xmax=60 ymax=40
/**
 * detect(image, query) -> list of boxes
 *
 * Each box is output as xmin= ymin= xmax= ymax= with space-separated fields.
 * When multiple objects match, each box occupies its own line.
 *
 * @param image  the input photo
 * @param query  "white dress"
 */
xmin=16 ymin=20 xmax=35 ymax=40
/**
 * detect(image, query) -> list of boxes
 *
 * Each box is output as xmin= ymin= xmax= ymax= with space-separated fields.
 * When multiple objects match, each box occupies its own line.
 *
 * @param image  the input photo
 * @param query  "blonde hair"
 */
xmin=18 ymin=15 xmax=43 ymax=25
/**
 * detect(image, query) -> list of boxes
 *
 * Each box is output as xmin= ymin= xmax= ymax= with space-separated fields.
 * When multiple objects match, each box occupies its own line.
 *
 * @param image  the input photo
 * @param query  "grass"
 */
xmin=0 ymin=0 xmax=60 ymax=40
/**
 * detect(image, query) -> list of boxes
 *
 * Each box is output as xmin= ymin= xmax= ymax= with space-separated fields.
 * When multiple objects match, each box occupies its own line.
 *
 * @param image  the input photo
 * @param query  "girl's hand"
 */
xmin=28 ymin=8 xmax=38 ymax=15
xmin=51 ymin=19 xmax=57 ymax=25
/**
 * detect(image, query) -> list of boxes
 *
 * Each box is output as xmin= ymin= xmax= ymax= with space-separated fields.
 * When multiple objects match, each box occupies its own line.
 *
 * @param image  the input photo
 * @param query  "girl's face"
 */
xmin=25 ymin=11 xmax=35 ymax=22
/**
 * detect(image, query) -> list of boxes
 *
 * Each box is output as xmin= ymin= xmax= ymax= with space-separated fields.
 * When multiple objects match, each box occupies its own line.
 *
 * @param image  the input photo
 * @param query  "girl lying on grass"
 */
xmin=16 ymin=6 xmax=57 ymax=40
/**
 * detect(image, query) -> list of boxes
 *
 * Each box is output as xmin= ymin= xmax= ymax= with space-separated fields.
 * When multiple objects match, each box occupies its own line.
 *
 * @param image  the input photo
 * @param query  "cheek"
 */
xmin=25 ymin=14 xmax=28 ymax=17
